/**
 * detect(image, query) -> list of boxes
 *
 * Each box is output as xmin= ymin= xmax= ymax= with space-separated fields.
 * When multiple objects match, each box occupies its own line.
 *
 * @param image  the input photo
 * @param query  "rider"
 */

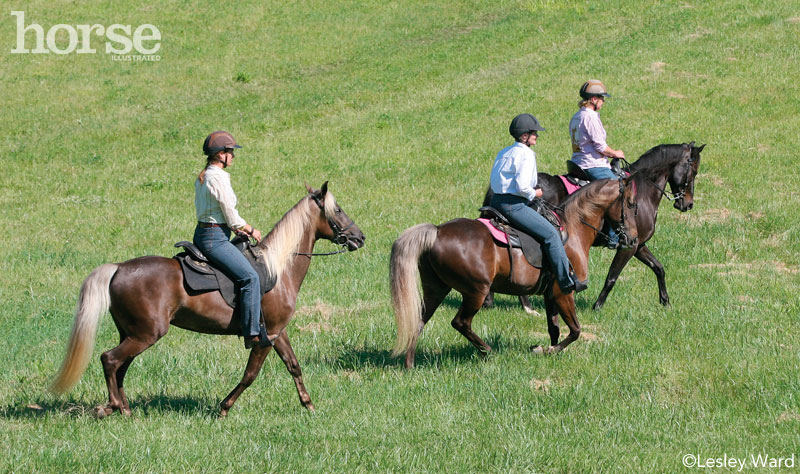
xmin=568 ymin=80 xmax=626 ymax=248
xmin=490 ymin=114 xmax=587 ymax=294
xmin=193 ymin=131 xmax=266 ymax=349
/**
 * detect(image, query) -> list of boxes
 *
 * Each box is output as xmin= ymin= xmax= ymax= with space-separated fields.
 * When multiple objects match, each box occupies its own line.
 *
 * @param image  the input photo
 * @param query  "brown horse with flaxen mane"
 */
xmin=50 ymin=182 xmax=365 ymax=416
xmin=390 ymin=177 xmax=638 ymax=369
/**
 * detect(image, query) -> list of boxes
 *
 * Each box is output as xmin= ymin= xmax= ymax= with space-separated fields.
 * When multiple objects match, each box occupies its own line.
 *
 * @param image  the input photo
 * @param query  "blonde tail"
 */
xmin=49 ymin=263 xmax=119 ymax=394
xmin=390 ymin=223 xmax=438 ymax=356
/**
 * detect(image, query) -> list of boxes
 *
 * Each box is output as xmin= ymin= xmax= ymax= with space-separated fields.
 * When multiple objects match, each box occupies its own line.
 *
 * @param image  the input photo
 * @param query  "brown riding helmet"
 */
xmin=579 ymin=80 xmax=611 ymax=100
xmin=202 ymin=131 xmax=242 ymax=156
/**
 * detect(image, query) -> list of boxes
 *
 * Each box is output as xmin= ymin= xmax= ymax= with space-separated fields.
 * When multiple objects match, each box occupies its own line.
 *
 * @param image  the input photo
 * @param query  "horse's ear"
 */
xmin=697 ymin=143 xmax=706 ymax=152
xmin=320 ymin=181 xmax=328 ymax=198
xmin=688 ymin=141 xmax=695 ymax=148
xmin=305 ymin=182 xmax=316 ymax=194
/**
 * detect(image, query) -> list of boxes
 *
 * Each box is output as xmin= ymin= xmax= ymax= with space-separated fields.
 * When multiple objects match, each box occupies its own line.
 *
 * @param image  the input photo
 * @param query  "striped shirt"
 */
xmin=194 ymin=166 xmax=247 ymax=229
xmin=569 ymin=107 xmax=611 ymax=169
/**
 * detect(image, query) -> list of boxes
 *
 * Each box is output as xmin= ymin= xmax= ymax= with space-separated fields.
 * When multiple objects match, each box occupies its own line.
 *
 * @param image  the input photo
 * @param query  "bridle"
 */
xmin=295 ymin=195 xmax=356 ymax=257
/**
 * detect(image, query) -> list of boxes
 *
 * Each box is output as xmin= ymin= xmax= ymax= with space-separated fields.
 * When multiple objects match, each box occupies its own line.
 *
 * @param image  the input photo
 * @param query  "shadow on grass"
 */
xmin=0 ymin=394 xmax=220 ymax=419
xmin=441 ymin=292 xmax=595 ymax=312
xmin=331 ymin=334 xmax=520 ymax=371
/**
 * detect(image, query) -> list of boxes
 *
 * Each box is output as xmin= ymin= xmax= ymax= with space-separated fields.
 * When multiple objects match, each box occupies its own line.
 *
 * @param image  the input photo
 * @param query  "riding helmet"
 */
xmin=509 ymin=113 xmax=545 ymax=139
xmin=203 ymin=131 xmax=242 ymax=156
xmin=579 ymin=80 xmax=611 ymax=100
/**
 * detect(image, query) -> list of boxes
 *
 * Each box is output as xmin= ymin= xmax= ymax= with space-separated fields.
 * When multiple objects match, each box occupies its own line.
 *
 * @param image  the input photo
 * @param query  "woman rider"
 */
xmin=490 ymin=114 xmax=587 ymax=294
xmin=194 ymin=131 xmax=266 ymax=348
xmin=568 ymin=80 xmax=627 ymax=248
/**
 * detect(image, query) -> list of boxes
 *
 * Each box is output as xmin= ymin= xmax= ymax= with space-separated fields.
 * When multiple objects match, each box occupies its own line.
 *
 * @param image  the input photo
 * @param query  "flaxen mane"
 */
xmin=256 ymin=192 xmax=337 ymax=283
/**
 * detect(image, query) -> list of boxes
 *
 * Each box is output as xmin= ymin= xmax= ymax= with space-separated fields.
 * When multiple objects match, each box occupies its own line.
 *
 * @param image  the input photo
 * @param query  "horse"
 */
xmin=50 ymin=182 xmax=365 ymax=417
xmin=482 ymin=142 xmax=705 ymax=310
xmin=390 ymin=177 xmax=639 ymax=369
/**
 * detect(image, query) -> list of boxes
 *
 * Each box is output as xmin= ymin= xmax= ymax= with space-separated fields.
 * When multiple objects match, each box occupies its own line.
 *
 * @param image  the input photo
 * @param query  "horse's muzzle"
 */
xmin=674 ymin=198 xmax=693 ymax=211
xmin=346 ymin=232 xmax=366 ymax=251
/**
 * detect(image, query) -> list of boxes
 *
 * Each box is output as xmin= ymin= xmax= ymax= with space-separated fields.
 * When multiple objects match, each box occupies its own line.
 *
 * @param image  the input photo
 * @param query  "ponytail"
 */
xmin=198 ymin=152 xmax=224 ymax=183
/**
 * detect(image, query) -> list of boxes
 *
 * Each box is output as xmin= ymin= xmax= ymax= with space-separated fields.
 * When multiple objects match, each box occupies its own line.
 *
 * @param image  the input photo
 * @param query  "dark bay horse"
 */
xmin=50 ymin=182 xmax=365 ymax=416
xmin=391 ymin=178 xmax=639 ymax=369
xmin=484 ymin=142 xmax=705 ymax=310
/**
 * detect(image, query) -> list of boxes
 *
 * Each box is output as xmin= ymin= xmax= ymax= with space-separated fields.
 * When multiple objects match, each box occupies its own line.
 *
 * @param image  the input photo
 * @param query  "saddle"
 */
xmin=560 ymin=159 xmax=628 ymax=195
xmin=173 ymin=236 xmax=277 ymax=309
xmin=477 ymin=205 xmax=568 ymax=269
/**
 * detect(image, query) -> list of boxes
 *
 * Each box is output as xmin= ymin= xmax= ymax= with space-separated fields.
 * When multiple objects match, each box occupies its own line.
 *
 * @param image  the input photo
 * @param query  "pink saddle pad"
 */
xmin=477 ymin=218 xmax=508 ymax=245
xmin=558 ymin=175 xmax=582 ymax=195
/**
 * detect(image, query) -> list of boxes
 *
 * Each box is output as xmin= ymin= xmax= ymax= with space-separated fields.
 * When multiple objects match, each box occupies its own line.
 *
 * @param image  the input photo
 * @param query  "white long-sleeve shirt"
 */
xmin=194 ymin=166 xmax=247 ymax=229
xmin=489 ymin=141 xmax=538 ymax=201
xmin=569 ymin=107 xmax=611 ymax=169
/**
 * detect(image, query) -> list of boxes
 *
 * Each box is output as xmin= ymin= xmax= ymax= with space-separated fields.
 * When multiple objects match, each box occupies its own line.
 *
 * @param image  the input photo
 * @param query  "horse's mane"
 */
xmin=256 ymin=191 xmax=337 ymax=282
xmin=629 ymin=144 xmax=688 ymax=178
xmin=562 ymin=179 xmax=615 ymax=228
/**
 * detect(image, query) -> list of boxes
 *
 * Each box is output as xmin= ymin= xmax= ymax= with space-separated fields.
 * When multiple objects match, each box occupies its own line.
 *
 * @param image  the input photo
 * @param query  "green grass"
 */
xmin=2 ymin=0 xmax=799 ymax=472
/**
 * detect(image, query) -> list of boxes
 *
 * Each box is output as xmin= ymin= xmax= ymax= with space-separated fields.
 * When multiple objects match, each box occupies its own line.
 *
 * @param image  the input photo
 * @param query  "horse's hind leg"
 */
xmin=405 ymin=261 xmax=450 ymax=369
xmin=272 ymin=331 xmax=314 ymax=410
xmin=220 ymin=345 xmax=272 ymax=417
xmin=99 ymin=336 xmax=157 ymax=417
xmin=451 ymin=291 xmax=492 ymax=355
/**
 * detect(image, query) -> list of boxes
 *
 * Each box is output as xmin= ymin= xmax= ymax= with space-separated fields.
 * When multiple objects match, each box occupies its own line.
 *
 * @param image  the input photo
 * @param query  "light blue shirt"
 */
xmin=490 ymin=142 xmax=538 ymax=201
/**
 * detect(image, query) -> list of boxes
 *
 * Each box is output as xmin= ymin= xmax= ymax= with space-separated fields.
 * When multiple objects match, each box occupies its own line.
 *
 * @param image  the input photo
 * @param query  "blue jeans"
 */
xmin=490 ymin=194 xmax=573 ymax=290
xmin=583 ymin=167 xmax=619 ymax=246
xmin=193 ymin=225 xmax=261 ymax=337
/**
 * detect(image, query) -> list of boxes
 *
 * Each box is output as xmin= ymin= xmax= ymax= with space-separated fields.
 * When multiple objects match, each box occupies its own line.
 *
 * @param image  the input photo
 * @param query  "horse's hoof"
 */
xmin=523 ymin=307 xmax=542 ymax=316
xmin=305 ymin=403 xmax=316 ymax=412
xmin=94 ymin=405 xmax=112 ymax=419
xmin=530 ymin=345 xmax=545 ymax=355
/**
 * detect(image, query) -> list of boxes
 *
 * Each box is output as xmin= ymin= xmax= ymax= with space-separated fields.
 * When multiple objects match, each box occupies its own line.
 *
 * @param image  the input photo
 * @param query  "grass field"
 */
xmin=1 ymin=0 xmax=799 ymax=472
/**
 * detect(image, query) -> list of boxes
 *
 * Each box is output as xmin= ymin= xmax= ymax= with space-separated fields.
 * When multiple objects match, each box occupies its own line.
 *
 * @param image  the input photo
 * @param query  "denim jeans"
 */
xmin=193 ymin=225 xmax=261 ymax=337
xmin=490 ymin=194 xmax=573 ymax=290
xmin=583 ymin=166 xmax=619 ymax=246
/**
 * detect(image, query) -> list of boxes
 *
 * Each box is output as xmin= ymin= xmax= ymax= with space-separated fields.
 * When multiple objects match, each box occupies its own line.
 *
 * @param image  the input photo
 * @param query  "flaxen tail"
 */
xmin=390 ymin=223 xmax=439 ymax=357
xmin=49 ymin=263 xmax=119 ymax=394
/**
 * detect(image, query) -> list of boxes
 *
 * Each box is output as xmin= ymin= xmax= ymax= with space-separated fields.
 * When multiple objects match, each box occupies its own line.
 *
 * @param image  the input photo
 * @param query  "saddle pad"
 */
xmin=558 ymin=175 xmax=582 ymax=195
xmin=478 ymin=218 xmax=509 ymax=245
xmin=477 ymin=218 xmax=544 ymax=268
xmin=174 ymin=245 xmax=276 ymax=309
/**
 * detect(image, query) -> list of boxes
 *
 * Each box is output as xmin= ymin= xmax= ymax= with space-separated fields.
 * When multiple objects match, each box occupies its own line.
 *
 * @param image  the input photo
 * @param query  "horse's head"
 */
xmin=668 ymin=142 xmax=705 ymax=211
xmin=606 ymin=176 xmax=639 ymax=249
xmin=306 ymin=182 xmax=366 ymax=251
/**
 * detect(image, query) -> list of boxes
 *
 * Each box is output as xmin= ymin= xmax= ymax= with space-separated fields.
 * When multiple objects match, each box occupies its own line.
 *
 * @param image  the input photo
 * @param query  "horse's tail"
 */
xmin=390 ymin=223 xmax=439 ymax=357
xmin=50 ymin=263 xmax=119 ymax=394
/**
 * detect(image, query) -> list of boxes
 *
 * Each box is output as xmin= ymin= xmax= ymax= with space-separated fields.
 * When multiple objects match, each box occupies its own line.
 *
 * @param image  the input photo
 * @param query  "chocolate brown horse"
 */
xmin=391 ymin=178 xmax=638 ymax=369
xmin=50 ymin=182 xmax=365 ymax=416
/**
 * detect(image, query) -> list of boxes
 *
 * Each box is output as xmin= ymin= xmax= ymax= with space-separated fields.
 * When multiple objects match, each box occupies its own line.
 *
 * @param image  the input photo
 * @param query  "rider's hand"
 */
xmin=251 ymin=228 xmax=262 ymax=243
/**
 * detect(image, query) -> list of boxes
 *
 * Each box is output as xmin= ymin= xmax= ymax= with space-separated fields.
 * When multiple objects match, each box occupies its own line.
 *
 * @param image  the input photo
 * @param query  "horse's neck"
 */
xmin=281 ymin=229 xmax=316 ymax=293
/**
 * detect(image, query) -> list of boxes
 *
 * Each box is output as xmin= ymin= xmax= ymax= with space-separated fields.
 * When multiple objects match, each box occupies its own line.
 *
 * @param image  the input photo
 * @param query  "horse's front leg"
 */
xmin=220 ymin=344 xmax=272 ymax=417
xmin=535 ymin=292 xmax=580 ymax=354
xmin=593 ymin=247 xmax=637 ymax=310
xmin=272 ymin=331 xmax=314 ymax=411
xmin=633 ymin=243 xmax=669 ymax=306
xmin=531 ymin=295 xmax=560 ymax=354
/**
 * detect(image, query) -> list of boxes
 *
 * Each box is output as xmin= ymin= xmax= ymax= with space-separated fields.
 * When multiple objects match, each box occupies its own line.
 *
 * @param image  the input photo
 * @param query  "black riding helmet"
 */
xmin=509 ymin=113 xmax=545 ymax=139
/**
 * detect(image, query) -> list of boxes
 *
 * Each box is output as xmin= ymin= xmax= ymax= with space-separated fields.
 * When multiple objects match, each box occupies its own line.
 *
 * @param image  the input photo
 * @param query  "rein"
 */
xmin=540 ymin=179 xmax=634 ymax=244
